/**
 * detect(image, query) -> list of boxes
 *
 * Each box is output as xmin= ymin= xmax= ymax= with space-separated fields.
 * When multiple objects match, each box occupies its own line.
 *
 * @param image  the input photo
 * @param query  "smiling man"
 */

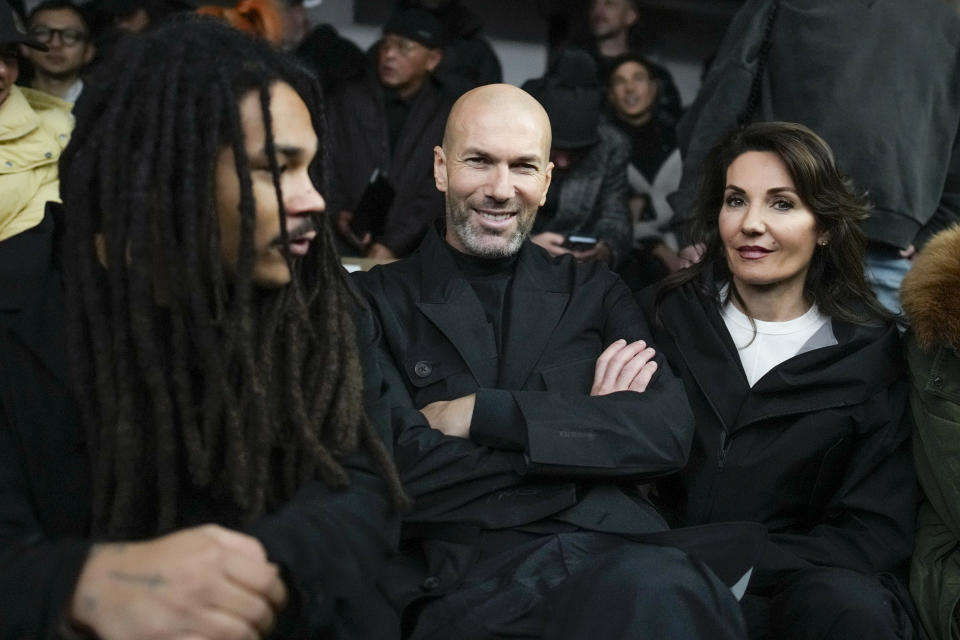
xmin=0 ymin=17 xmax=407 ymax=640
xmin=354 ymin=83 xmax=748 ymax=640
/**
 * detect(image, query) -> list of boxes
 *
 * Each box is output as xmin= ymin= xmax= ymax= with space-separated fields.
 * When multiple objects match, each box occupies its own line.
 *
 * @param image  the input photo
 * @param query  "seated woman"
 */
xmin=604 ymin=53 xmax=687 ymax=288
xmin=903 ymin=225 xmax=960 ymax=640
xmin=639 ymin=122 xmax=918 ymax=639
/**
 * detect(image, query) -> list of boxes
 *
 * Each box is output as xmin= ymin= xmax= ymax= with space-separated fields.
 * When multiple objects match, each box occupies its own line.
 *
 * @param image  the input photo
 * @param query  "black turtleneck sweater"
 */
xmin=445 ymin=242 xmax=518 ymax=354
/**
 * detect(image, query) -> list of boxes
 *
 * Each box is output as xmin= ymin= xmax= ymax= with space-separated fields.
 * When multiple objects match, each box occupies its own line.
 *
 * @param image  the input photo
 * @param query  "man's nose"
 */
xmin=285 ymin=178 xmax=326 ymax=217
xmin=486 ymin=164 xmax=513 ymax=201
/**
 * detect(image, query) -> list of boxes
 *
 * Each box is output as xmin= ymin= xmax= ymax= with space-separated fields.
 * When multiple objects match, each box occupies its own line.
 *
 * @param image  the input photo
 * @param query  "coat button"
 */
xmin=414 ymin=361 xmax=432 ymax=378
xmin=931 ymin=375 xmax=944 ymax=390
xmin=421 ymin=576 xmax=441 ymax=591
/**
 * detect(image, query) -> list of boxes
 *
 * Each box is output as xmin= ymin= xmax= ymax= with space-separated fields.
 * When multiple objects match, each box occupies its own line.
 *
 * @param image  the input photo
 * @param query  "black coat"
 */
xmin=326 ymin=73 xmax=458 ymax=257
xmin=640 ymin=281 xmax=919 ymax=593
xmin=353 ymin=227 xmax=696 ymax=608
xmin=0 ymin=237 xmax=403 ymax=638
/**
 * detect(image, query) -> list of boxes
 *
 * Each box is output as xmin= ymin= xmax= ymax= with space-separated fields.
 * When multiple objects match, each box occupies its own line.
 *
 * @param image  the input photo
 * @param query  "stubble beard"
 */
xmin=447 ymin=194 xmax=534 ymax=258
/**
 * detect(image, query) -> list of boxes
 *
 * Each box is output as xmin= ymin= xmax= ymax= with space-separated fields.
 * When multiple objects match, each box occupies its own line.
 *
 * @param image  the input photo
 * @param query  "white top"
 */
xmin=63 ymin=79 xmax=84 ymax=107
xmin=721 ymin=297 xmax=834 ymax=387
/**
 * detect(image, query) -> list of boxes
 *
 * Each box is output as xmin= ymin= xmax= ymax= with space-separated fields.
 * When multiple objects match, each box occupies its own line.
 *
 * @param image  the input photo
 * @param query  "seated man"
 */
xmin=333 ymin=8 xmax=461 ymax=260
xmin=522 ymin=50 xmax=633 ymax=268
xmin=0 ymin=18 xmax=405 ymax=639
xmin=585 ymin=0 xmax=681 ymax=119
xmin=23 ymin=0 xmax=95 ymax=104
xmin=355 ymin=83 xmax=746 ymax=639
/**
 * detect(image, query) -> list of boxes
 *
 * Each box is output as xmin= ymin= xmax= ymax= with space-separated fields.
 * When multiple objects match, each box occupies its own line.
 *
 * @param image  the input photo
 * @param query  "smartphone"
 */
xmin=564 ymin=234 xmax=598 ymax=250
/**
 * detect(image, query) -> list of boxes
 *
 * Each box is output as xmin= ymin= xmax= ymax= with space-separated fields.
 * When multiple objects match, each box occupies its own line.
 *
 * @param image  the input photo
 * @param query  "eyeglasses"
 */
xmin=28 ymin=26 xmax=89 ymax=46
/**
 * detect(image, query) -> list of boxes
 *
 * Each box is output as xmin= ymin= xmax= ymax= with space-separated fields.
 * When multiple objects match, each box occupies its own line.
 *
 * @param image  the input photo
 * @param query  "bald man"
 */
xmin=355 ymin=85 xmax=747 ymax=639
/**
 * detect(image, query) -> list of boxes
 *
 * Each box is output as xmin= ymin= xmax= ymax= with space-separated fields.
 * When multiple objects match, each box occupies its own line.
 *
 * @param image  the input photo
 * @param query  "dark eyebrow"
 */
xmin=460 ymin=148 xmax=541 ymax=165
xmin=766 ymin=186 xmax=798 ymax=196
xmin=511 ymin=155 xmax=542 ymax=166
xmin=724 ymin=185 xmax=798 ymax=196
xmin=250 ymin=144 xmax=310 ymax=163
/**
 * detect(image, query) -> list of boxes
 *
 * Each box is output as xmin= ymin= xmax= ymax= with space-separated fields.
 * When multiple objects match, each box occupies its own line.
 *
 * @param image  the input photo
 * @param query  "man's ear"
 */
xmin=539 ymin=161 xmax=554 ymax=207
xmin=433 ymin=145 xmax=447 ymax=192
xmin=83 ymin=42 xmax=96 ymax=65
xmin=425 ymin=48 xmax=443 ymax=73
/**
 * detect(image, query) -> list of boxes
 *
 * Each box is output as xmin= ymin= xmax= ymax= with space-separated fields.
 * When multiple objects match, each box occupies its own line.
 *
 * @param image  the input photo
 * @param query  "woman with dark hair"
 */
xmin=640 ymin=122 xmax=918 ymax=639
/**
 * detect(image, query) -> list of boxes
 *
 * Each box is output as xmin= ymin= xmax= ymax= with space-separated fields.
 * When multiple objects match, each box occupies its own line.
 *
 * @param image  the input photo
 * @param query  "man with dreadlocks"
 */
xmin=0 ymin=16 xmax=410 ymax=640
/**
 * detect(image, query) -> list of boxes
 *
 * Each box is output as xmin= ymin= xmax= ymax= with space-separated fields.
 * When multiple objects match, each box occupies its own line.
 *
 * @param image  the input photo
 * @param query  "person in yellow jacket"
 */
xmin=0 ymin=0 xmax=72 ymax=245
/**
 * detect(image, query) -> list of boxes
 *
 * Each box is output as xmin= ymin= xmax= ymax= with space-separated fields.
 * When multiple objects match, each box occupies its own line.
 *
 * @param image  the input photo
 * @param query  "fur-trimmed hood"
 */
xmin=901 ymin=225 xmax=960 ymax=350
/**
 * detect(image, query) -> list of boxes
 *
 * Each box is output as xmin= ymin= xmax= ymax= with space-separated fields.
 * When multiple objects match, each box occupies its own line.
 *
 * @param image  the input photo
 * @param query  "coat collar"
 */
xmin=901 ymin=226 xmax=960 ymax=351
xmin=659 ymin=280 xmax=902 ymax=431
xmin=414 ymin=227 xmax=572 ymax=389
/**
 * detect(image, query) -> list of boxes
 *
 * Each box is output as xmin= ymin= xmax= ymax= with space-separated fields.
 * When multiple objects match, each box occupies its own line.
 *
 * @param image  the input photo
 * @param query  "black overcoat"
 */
xmin=326 ymin=76 xmax=457 ymax=257
xmin=354 ymin=228 xmax=697 ymax=609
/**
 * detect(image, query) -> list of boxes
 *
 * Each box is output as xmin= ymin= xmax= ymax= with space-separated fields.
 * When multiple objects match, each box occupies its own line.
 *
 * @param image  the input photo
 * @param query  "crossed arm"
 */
xmin=421 ymin=338 xmax=660 ymax=438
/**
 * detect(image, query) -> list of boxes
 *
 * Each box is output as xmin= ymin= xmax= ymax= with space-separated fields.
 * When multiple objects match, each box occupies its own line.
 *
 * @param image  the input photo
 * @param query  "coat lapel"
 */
xmin=415 ymin=231 xmax=498 ymax=387
xmin=498 ymin=243 xmax=570 ymax=389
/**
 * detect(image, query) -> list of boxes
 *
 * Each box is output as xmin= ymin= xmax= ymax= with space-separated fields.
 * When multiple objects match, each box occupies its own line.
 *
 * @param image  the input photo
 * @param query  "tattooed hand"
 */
xmin=68 ymin=524 xmax=287 ymax=639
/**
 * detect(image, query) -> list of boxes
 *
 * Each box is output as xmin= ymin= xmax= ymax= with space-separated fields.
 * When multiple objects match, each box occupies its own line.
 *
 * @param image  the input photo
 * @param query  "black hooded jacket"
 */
xmin=640 ymin=279 xmax=918 ymax=593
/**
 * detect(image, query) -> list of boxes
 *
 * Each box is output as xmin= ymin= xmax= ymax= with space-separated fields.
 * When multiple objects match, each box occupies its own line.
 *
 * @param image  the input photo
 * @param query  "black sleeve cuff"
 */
xmin=470 ymin=389 xmax=527 ymax=450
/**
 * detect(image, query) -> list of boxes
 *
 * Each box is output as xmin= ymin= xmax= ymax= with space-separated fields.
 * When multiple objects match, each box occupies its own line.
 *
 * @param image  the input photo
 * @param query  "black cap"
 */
xmin=383 ymin=8 xmax=443 ymax=49
xmin=1 ymin=0 xmax=46 ymax=49
xmin=523 ymin=49 xmax=602 ymax=150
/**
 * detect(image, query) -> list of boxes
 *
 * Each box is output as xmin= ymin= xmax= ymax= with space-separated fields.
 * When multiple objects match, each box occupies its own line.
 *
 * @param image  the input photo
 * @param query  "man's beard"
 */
xmin=446 ymin=194 xmax=535 ymax=258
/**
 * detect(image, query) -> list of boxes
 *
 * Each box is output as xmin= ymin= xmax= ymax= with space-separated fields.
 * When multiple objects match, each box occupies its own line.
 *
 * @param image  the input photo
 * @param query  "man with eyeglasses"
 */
xmin=23 ymin=1 xmax=93 ymax=104
xmin=332 ymin=8 xmax=464 ymax=261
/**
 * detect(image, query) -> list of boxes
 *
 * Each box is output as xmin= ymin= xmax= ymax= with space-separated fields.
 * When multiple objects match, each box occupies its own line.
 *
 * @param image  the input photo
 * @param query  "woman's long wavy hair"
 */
xmin=60 ymin=16 xmax=406 ymax=538
xmin=656 ymin=121 xmax=894 ymax=326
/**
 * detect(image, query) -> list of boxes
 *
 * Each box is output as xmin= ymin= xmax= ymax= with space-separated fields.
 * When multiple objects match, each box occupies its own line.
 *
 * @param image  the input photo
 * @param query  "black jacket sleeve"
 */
xmin=471 ymin=277 xmax=693 ymax=479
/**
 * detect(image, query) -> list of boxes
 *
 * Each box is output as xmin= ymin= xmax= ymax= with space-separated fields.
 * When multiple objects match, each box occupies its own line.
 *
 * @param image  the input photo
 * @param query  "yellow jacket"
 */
xmin=0 ymin=85 xmax=72 ymax=242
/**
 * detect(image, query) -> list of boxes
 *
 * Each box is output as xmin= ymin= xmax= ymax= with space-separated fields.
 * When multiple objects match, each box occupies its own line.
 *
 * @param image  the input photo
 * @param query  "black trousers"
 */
xmin=741 ymin=567 xmax=915 ymax=640
xmin=408 ymin=531 xmax=746 ymax=640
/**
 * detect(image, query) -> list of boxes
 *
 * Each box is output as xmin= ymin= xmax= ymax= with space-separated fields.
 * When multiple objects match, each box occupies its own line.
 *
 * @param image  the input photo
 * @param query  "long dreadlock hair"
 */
xmin=60 ymin=16 xmax=406 ymax=538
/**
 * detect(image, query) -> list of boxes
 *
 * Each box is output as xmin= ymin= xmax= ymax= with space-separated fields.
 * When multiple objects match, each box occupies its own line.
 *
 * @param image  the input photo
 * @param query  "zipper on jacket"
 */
xmin=717 ymin=430 xmax=732 ymax=471
xmin=701 ymin=429 xmax=733 ymax=523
